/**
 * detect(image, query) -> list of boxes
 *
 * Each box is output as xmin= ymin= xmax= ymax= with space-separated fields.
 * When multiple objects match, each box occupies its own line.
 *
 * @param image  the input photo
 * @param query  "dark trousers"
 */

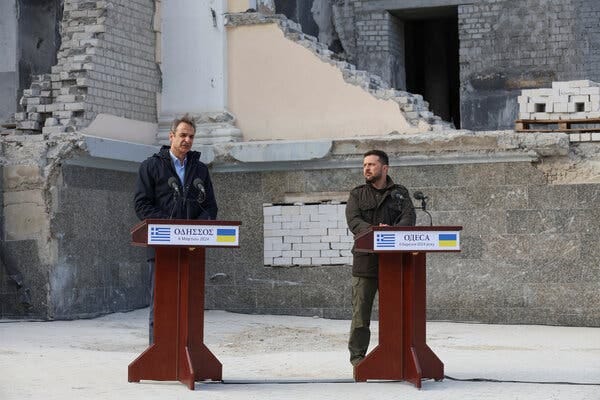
xmin=348 ymin=276 xmax=378 ymax=365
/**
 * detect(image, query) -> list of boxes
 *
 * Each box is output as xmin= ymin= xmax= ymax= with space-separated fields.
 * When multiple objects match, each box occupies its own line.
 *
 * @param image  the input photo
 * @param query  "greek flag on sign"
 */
xmin=150 ymin=226 xmax=171 ymax=242
xmin=375 ymin=232 xmax=395 ymax=248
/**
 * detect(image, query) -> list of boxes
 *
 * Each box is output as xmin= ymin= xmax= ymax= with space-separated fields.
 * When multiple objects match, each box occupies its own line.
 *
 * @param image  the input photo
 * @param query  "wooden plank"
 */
xmin=515 ymin=118 xmax=600 ymax=133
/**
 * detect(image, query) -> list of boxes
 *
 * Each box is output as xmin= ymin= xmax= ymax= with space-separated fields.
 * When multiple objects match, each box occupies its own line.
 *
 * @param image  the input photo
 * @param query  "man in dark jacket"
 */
xmin=345 ymin=149 xmax=415 ymax=366
xmin=134 ymin=113 xmax=218 ymax=342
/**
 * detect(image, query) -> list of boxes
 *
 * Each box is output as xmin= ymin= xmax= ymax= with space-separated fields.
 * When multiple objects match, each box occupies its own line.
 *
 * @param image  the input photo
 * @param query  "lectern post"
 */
xmin=127 ymin=219 xmax=240 ymax=390
xmin=352 ymin=226 xmax=461 ymax=388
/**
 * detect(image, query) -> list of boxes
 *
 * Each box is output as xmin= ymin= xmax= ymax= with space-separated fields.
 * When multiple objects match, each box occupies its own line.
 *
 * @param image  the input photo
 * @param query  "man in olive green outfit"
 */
xmin=345 ymin=149 xmax=416 ymax=366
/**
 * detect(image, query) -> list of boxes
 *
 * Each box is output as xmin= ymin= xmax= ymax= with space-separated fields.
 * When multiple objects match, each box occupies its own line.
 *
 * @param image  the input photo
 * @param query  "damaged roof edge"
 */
xmin=74 ymin=130 xmax=569 ymax=173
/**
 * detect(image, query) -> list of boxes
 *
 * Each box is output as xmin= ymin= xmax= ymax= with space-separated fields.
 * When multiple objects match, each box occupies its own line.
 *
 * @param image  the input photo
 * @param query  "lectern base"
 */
xmin=128 ymin=343 xmax=222 ymax=390
xmin=353 ymin=343 xmax=443 ymax=388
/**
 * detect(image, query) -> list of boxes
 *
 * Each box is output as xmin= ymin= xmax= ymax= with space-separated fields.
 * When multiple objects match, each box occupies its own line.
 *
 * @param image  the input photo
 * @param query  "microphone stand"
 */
xmin=183 ymin=184 xmax=191 ymax=220
xmin=417 ymin=198 xmax=433 ymax=226
xmin=168 ymin=189 xmax=179 ymax=219
xmin=194 ymin=197 xmax=209 ymax=220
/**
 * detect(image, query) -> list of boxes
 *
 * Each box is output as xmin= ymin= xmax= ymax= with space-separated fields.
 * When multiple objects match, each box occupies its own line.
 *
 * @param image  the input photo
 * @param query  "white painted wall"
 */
xmin=228 ymin=23 xmax=418 ymax=140
xmin=0 ymin=0 xmax=18 ymax=122
xmin=160 ymin=0 xmax=226 ymax=117
xmin=0 ymin=0 xmax=16 ymax=72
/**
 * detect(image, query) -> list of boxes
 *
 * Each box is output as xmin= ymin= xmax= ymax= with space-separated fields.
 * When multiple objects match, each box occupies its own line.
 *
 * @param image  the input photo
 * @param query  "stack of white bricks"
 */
xmin=263 ymin=203 xmax=353 ymax=267
xmin=518 ymin=80 xmax=600 ymax=120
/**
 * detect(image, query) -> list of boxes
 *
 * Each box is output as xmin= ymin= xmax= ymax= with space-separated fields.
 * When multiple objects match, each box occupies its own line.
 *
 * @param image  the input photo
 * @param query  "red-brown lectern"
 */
xmin=352 ymin=226 xmax=462 ymax=388
xmin=128 ymin=219 xmax=240 ymax=390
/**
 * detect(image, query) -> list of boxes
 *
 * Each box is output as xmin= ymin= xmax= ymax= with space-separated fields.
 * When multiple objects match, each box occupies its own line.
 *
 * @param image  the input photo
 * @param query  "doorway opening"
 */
xmin=393 ymin=7 xmax=460 ymax=128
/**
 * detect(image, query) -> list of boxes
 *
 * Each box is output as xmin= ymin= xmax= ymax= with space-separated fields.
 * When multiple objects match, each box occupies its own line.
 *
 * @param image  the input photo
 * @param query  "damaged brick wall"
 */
xmin=1 ymin=0 xmax=160 ymax=319
xmin=460 ymin=0 xmax=600 ymax=130
xmin=300 ymin=1 xmax=600 ymax=130
xmin=15 ymin=0 xmax=160 ymax=135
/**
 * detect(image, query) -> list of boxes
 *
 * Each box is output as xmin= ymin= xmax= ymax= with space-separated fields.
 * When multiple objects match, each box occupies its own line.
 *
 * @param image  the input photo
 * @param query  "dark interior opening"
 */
xmin=17 ymin=0 xmax=62 ymax=111
xmin=397 ymin=7 xmax=460 ymax=128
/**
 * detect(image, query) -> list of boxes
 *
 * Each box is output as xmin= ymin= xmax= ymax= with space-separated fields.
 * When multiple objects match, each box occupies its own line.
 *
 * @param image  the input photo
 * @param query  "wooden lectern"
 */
xmin=128 ymin=219 xmax=240 ymax=390
xmin=352 ymin=226 xmax=462 ymax=388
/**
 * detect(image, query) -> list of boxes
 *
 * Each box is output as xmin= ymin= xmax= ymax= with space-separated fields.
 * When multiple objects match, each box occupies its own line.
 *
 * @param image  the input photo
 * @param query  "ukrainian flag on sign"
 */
xmin=216 ymin=228 xmax=237 ymax=243
xmin=438 ymin=233 xmax=457 ymax=247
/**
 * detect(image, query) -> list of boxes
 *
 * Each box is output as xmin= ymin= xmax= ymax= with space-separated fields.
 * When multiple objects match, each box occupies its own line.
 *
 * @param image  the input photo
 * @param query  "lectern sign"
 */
xmin=148 ymin=223 xmax=239 ymax=246
xmin=374 ymin=230 xmax=460 ymax=251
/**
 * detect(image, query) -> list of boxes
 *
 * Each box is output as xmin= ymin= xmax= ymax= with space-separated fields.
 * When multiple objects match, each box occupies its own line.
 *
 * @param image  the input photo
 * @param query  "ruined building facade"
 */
xmin=0 ymin=0 xmax=599 ymax=327
xmin=278 ymin=0 xmax=600 ymax=130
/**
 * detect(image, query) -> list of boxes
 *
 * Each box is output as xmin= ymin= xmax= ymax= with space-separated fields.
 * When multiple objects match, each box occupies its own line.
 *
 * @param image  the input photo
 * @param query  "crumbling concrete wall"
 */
xmin=2 ymin=1 xmax=600 ymax=329
xmin=459 ymin=0 xmax=600 ymax=131
xmin=284 ymin=0 xmax=600 ymax=131
xmin=1 ymin=0 xmax=160 ymax=319
xmin=226 ymin=12 xmax=449 ymax=140
xmin=15 ymin=0 xmax=160 ymax=135
xmin=202 ymin=132 xmax=600 ymax=327
xmin=0 ymin=132 xmax=150 ymax=319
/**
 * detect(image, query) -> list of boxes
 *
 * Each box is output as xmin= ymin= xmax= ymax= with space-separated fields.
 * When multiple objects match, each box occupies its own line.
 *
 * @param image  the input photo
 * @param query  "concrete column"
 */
xmin=0 ymin=0 xmax=18 ymax=124
xmin=158 ymin=0 xmax=227 ymax=139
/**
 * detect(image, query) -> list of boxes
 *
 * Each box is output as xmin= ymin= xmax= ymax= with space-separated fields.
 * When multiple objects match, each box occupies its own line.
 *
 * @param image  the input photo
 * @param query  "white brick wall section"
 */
xmin=322 ymin=250 xmax=342 ymax=258
xmin=328 ymin=228 xmax=348 ymax=236
xmin=312 ymin=257 xmax=331 ymax=265
xmin=302 ymin=235 xmax=323 ymax=243
xmin=300 ymin=204 xmax=319 ymax=215
xmin=272 ymin=258 xmax=293 ymax=266
xmin=264 ymin=222 xmax=282 ymax=230
xmin=330 ymin=242 xmax=352 ymax=250
xmin=293 ymin=258 xmax=313 ymax=266
xmin=283 ymin=236 xmax=302 ymax=244
xmin=264 ymin=237 xmax=282 ymax=250
xmin=270 ymin=242 xmax=292 ymax=251
xmin=301 ymin=250 xmax=322 ymax=258
xmin=263 ymin=203 xmax=354 ymax=267
xmin=293 ymin=243 xmax=330 ymax=251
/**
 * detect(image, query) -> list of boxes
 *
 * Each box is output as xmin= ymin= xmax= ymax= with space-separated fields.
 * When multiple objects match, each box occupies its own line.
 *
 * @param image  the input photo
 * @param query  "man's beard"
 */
xmin=365 ymin=173 xmax=381 ymax=184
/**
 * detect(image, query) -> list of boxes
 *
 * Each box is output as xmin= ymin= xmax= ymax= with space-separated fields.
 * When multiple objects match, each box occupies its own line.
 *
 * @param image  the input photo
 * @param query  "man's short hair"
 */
xmin=363 ymin=149 xmax=389 ymax=165
xmin=171 ymin=113 xmax=196 ymax=132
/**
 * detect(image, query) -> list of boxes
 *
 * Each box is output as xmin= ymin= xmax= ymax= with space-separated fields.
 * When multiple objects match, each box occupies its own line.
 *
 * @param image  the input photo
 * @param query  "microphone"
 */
xmin=413 ymin=191 xmax=427 ymax=201
xmin=413 ymin=191 xmax=429 ymax=211
xmin=413 ymin=191 xmax=428 ymax=211
xmin=193 ymin=178 xmax=206 ymax=203
xmin=413 ymin=191 xmax=432 ymax=226
xmin=391 ymin=189 xmax=405 ymax=202
xmin=167 ymin=177 xmax=181 ymax=219
xmin=168 ymin=177 xmax=181 ymax=197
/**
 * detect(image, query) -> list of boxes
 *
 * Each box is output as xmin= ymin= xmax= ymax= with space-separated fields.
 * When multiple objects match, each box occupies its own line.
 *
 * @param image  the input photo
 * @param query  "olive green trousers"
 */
xmin=348 ymin=276 xmax=378 ymax=365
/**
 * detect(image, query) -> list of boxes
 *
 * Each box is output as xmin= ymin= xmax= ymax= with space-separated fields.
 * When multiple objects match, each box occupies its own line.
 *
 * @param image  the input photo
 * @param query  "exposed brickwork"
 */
xmin=263 ymin=203 xmax=352 ymax=266
xmin=458 ymin=0 xmax=580 ymax=84
xmin=458 ymin=0 xmax=600 ymax=129
xmin=13 ymin=0 xmax=160 ymax=136
xmin=15 ymin=74 xmax=54 ymax=134
xmin=328 ymin=0 xmax=600 ymax=130
xmin=86 ymin=0 xmax=159 ymax=123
